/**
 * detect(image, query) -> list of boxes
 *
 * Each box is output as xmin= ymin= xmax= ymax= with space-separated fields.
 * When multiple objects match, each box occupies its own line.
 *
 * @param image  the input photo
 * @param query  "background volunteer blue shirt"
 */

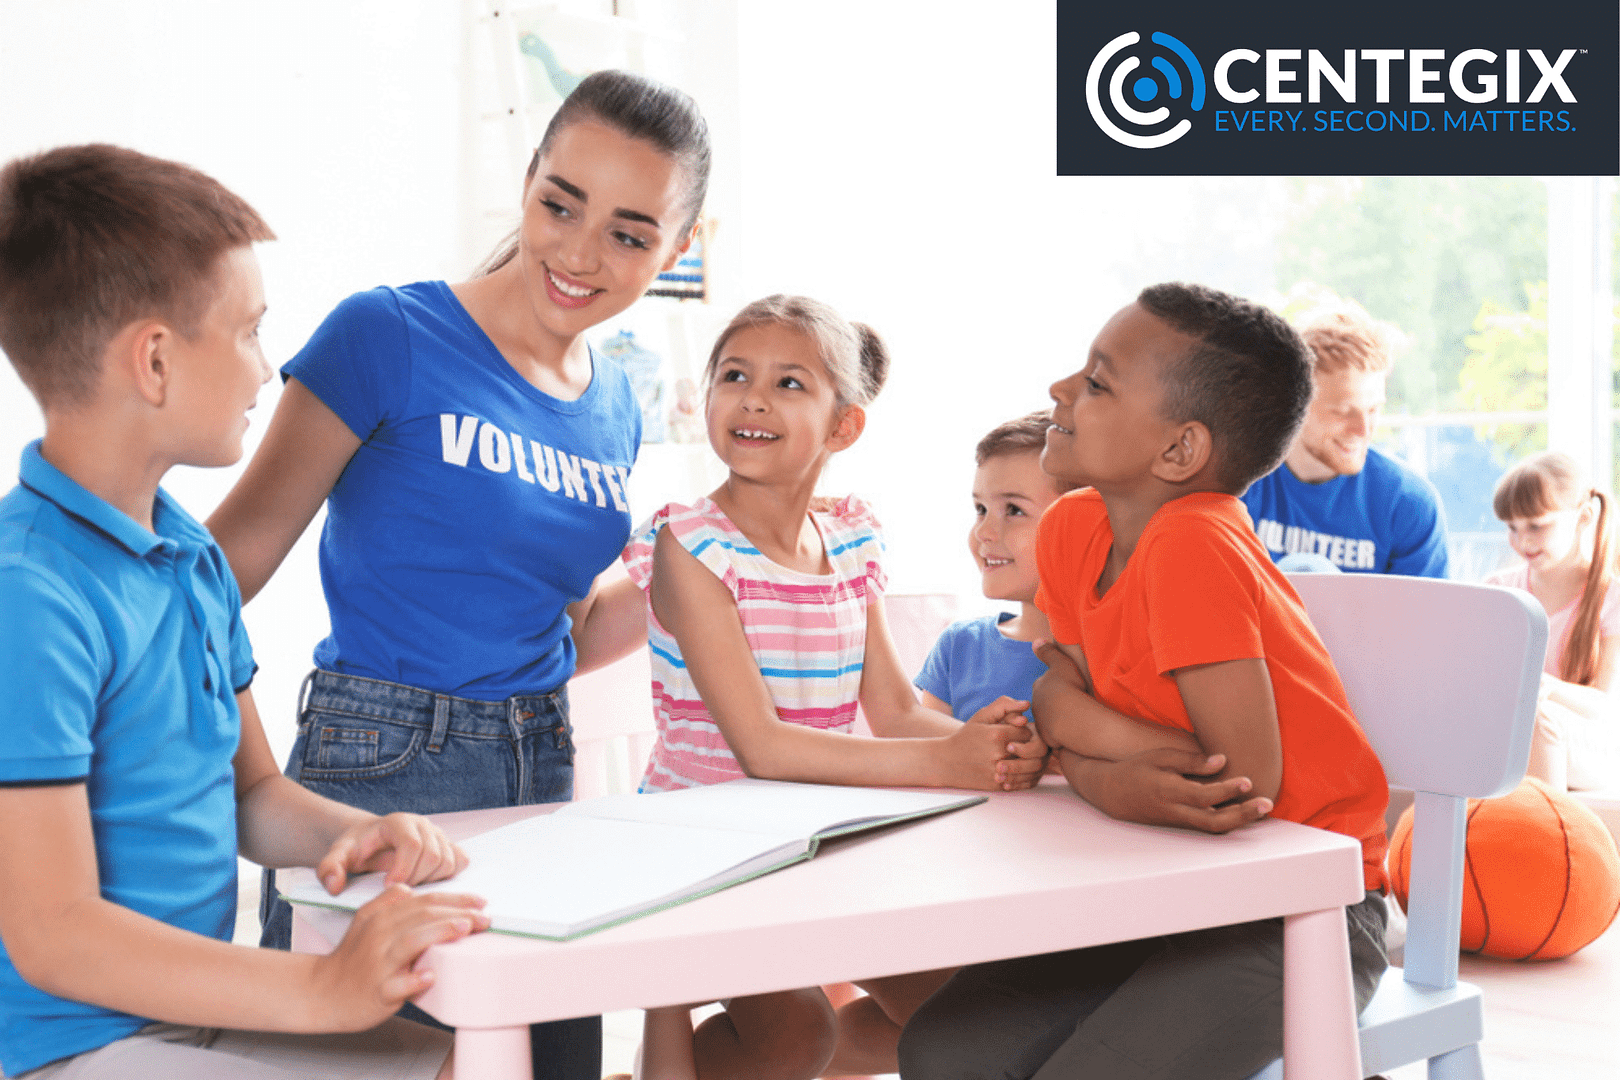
xmin=284 ymin=282 xmax=642 ymax=700
xmin=1240 ymin=445 xmax=1450 ymax=578
xmin=0 ymin=444 xmax=254 ymax=1077
xmin=913 ymin=612 xmax=1048 ymax=722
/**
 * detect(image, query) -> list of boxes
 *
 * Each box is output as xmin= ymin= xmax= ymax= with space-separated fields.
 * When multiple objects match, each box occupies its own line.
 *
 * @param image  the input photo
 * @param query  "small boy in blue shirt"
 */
xmin=915 ymin=411 xmax=1076 ymax=722
xmin=0 ymin=145 xmax=487 ymax=1079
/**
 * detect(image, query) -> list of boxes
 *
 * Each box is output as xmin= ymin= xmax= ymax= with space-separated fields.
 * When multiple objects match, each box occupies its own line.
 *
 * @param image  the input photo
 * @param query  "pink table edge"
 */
xmin=291 ymin=780 xmax=1366 ymax=1080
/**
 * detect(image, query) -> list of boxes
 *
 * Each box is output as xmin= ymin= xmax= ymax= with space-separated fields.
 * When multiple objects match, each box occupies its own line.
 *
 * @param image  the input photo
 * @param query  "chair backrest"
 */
xmin=1289 ymin=572 xmax=1548 ymax=990
xmin=567 ymin=646 xmax=660 ymax=800
xmin=1287 ymin=573 xmax=1546 ymax=800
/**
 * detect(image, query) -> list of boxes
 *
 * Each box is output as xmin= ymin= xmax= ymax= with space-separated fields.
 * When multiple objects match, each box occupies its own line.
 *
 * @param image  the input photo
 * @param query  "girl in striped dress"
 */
xmin=620 ymin=295 xmax=1047 ymax=1080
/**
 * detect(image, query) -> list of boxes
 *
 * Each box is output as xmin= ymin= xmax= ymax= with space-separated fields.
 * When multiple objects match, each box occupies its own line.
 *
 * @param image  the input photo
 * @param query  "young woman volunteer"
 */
xmin=208 ymin=70 xmax=710 ymax=1078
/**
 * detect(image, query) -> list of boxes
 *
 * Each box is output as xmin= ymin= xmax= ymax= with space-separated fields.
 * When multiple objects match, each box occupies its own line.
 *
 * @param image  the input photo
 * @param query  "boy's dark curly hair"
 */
xmin=1137 ymin=282 xmax=1312 ymax=494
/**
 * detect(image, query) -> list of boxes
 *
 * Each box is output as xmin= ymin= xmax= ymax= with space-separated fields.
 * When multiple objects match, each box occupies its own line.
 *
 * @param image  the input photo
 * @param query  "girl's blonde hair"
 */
xmin=1493 ymin=450 xmax=1614 ymax=686
xmin=703 ymin=294 xmax=889 ymax=409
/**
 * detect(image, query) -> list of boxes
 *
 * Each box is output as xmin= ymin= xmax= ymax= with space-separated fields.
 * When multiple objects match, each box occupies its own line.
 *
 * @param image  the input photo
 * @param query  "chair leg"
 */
xmin=1428 ymin=1042 xmax=1485 ymax=1080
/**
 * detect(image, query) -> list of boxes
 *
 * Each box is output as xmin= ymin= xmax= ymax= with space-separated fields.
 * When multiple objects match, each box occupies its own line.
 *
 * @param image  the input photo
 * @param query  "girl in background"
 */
xmin=1489 ymin=450 xmax=1620 ymax=791
xmin=622 ymin=295 xmax=1045 ymax=1080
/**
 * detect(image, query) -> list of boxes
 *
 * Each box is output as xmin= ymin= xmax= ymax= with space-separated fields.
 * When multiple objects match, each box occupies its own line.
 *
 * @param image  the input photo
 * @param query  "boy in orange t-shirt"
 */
xmin=898 ymin=284 xmax=1390 ymax=1080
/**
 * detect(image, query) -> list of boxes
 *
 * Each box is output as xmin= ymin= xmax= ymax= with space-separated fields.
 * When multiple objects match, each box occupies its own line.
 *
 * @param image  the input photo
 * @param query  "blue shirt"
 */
xmin=913 ymin=613 xmax=1048 ymax=722
xmin=1240 ymin=446 xmax=1450 ymax=578
xmin=0 ymin=443 xmax=254 ymax=1076
xmin=284 ymin=282 xmax=642 ymax=700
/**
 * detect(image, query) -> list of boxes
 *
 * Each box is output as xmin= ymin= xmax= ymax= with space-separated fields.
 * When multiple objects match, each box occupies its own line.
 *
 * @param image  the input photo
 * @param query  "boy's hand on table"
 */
xmin=942 ymin=699 xmax=1040 ymax=790
xmin=966 ymin=697 xmax=1047 ymax=790
xmin=1065 ymin=748 xmax=1272 ymax=833
xmin=317 ymin=813 xmax=469 ymax=895
xmin=310 ymin=883 xmax=489 ymax=1030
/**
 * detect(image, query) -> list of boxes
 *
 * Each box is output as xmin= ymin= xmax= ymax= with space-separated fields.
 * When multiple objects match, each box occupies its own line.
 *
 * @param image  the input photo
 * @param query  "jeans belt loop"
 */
xmin=295 ymin=670 xmax=317 ymax=727
xmin=428 ymin=693 xmax=450 ymax=753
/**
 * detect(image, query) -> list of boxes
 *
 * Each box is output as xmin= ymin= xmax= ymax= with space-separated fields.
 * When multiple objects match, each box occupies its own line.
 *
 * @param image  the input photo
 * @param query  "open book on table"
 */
xmin=280 ymin=779 xmax=986 ymax=941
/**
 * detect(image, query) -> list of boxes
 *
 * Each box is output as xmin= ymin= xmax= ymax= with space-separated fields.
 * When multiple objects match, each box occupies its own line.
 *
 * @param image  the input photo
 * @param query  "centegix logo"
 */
xmin=1057 ymin=1 xmax=1617 ymax=176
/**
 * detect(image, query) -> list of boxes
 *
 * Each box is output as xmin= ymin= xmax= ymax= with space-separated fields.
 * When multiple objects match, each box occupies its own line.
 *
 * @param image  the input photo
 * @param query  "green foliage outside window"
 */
xmin=1275 ymin=177 xmax=1547 ymax=415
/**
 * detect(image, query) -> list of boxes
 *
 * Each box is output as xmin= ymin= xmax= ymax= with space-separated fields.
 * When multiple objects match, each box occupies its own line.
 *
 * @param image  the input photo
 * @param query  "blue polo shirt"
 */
xmin=914 ymin=613 xmax=1049 ymax=722
xmin=0 ymin=442 xmax=255 ymax=1077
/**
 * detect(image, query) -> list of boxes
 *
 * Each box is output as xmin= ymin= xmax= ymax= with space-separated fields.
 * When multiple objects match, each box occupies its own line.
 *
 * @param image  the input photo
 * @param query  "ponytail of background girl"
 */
xmin=1494 ymin=450 xmax=1615 ymax=686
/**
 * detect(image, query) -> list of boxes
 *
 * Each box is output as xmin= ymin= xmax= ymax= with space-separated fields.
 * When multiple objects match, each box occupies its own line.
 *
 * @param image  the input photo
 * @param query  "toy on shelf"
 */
xmin=647 ymin=217 xmax=713 ymax=302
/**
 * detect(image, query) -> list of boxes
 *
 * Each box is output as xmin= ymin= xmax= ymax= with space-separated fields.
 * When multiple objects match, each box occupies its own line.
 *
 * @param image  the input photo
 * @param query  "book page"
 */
xmin=563 ymin=778 xmax=984 ymax=839
xmin=285 ymin=813 xmax=802 ymax=936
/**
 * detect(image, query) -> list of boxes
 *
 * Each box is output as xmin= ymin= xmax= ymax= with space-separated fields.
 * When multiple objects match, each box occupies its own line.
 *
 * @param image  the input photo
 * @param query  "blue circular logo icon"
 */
xmin=1086 ymin=31 xmax=1206 ymax=149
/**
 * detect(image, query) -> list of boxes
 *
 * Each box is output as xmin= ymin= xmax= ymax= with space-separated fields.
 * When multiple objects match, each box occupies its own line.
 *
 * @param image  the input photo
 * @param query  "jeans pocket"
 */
xmin=299 ymin=709 xmax=426 ymax=780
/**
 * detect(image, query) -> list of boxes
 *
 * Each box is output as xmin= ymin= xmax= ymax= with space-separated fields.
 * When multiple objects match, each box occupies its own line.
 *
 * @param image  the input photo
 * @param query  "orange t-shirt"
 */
xmin=1034 ymin=488 xmax=1390 ymax=892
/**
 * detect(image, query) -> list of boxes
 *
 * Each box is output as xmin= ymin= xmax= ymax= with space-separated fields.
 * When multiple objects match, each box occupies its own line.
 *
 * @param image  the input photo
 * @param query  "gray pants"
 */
xmin=897 ymin=892 xmax=1388 ymax=1080
xmin=12 ymin=1019 xmax=450 ymax=1080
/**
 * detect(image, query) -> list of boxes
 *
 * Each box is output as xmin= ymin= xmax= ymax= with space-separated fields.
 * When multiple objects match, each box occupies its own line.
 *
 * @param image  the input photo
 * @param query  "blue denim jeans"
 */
xmin=259 ymin=669 xmax=597 ymax=1080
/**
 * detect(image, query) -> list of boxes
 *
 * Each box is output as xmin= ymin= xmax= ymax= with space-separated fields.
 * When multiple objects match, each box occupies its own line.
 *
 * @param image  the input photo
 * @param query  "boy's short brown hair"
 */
xmin=0 ymin=144 xmax=274 ymax=408
xmin=1136 ymin=282 xmax=1312 ymax=495
xmin=975 ymin=410 xmax=1080 ymax=493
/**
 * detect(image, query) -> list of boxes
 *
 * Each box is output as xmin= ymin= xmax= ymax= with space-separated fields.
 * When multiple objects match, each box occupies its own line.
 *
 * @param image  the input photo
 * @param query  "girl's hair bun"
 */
xmin=853 ymin=323 xmax=889 ymax=403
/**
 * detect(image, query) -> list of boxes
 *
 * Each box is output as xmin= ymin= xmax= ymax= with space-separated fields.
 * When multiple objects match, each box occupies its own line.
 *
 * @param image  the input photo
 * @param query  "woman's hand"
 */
xmin=316 ymin=814 xmax=468 ymax=895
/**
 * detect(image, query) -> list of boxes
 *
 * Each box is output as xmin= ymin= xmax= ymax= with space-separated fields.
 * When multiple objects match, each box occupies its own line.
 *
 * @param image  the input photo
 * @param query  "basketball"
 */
xmin=1390 ymin=777 xmax=1620 ymax=960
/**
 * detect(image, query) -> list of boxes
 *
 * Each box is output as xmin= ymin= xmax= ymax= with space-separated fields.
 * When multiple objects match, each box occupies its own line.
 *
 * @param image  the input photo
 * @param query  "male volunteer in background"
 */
xmin=1241 ymin=311 xmax=1450 ymax=577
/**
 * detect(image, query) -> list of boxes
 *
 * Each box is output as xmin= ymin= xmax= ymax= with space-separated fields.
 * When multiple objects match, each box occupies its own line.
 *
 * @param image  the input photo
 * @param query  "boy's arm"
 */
xmin=0 ymin=782 xmax=488 ymax=1034
xmin=1055 ymin=748 xmax=1272 ymax=833
xmin=1031 ymin=641 xmax=1201 ymax=760
xmin=1173 ymin=657 xmax=1282 ymax=802
xmin=233 ymin=689 xmax=466 ymax=892
xmin=1054 ymin=656 xmax=1281 ymax=833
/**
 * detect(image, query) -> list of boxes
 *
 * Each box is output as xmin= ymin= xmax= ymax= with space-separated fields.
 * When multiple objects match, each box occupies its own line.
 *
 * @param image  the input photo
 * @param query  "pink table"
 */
xmin=292 ymin=777 xmax=1366 ymax=1079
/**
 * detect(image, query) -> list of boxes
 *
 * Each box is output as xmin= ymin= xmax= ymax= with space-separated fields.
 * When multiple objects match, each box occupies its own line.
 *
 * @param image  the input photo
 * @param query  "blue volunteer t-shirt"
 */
xmin=913 ymin=612 xmax=1048 ymax=722
xmin=285 ymin=282 xmax=642 ymax=700
xmin=1240 ymin=446 xmax=1449 ymax=578
xmin=0 ymin=444 xmax=253 ymax=1077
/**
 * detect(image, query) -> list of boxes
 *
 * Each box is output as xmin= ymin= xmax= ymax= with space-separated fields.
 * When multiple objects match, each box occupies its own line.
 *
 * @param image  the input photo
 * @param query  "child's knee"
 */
xmin=713 ymin=989 xmax=837 ymax=1078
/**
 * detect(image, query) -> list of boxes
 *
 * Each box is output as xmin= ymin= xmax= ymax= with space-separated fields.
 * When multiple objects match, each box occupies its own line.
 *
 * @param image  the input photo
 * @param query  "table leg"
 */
xmin=453 ymin=1025 xmax=531 ymax=1080
xmin=1282 ymin=906 xmax=1361 ymax=1080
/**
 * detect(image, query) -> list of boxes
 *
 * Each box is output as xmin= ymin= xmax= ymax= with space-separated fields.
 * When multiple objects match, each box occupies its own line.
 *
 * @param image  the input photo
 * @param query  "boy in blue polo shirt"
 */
xmin=0 ymin=145 xmax=488 ymax=1079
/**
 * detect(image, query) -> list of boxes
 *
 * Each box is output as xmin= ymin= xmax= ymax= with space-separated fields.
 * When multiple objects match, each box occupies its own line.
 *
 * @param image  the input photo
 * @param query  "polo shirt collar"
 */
xmin=17 ymin=440 xmax=204 ymax=558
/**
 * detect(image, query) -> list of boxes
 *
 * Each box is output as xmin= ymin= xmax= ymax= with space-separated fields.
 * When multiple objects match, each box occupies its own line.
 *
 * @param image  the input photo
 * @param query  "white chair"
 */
xmin=1248 ymin=574 xmax=1546 ymax=1079
xmin=567 ymin=646 xmax=660 ymax=800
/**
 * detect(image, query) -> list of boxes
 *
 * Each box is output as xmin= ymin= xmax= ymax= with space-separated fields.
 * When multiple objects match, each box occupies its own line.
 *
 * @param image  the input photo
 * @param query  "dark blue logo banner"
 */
xmin=1057 ymin=1 xmax=1619 ymax=175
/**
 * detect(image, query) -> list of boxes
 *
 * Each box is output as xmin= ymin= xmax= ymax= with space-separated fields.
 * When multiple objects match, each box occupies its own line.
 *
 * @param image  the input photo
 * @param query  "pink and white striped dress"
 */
xmin=621 ymin=495 xmax=887 ymax=792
